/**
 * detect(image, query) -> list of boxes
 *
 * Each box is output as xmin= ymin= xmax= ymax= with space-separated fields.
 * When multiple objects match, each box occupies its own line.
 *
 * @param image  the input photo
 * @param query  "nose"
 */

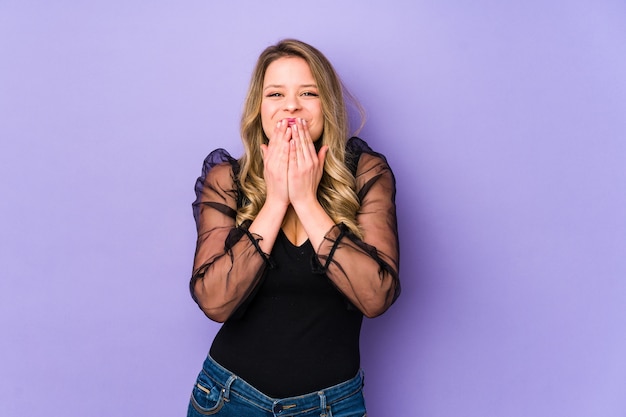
xmin=284 ymin=95 xmax=301 ymax=112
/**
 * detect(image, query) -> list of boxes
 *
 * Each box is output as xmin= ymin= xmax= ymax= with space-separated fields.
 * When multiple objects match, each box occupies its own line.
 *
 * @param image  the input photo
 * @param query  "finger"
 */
xmin=289 ymin=138 xmax=297 ymax=168
xmin=289 ymin=123 xmax=304 ymax=164
xmin=281 ymin=136 xmax=291 ymax=160
xmin=318 ymin=145 xmax=329 ymax=167
xmin=299 ymin=119 xmax=316 ymax=160
xmin=298 ymin=120 xmax=316 ymax=163
xmin=271 ymin=119 xmax=290 ymax=144
xmin=301 ymin=118 xmax=313 ymax=143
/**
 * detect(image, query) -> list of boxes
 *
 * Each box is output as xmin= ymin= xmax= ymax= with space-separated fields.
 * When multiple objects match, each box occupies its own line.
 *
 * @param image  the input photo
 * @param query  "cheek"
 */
xmin=309 ymin=121 xmax=324 ymax=142
xmin=260 ymin=103 xmax=270 ymax=122
xmin=311 ymin=106 xmax=324 ymax=140
xmin=260 ymin=103 xmax=274 ymax=137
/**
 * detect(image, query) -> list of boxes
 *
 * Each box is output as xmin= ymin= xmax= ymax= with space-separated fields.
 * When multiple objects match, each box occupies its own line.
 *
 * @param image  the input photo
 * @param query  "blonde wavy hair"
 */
xmin=237 ymin=39 xmax=364 ymax=237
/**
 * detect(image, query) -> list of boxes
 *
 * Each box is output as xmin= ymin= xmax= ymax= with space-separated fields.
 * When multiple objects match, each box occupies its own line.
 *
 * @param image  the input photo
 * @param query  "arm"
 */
xmin=190 ymin=157 xmax=271 ymax=323
xmin=192 ymin=122 xmax=297 ymax=322
xmin=315 ymin=152 xmax=401 ymax=318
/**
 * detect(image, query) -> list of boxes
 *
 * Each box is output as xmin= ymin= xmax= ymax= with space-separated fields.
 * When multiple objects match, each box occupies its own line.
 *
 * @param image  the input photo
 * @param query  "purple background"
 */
xmin=1 ymin=1 xmax=625 ymax=416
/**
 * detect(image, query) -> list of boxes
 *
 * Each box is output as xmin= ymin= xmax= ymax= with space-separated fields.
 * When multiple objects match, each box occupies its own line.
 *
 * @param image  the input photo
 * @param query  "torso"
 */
xmin=209 ymin=230 xmax=363 ymax=397
xmin=281 ymin=206 xmax=308 ymax=246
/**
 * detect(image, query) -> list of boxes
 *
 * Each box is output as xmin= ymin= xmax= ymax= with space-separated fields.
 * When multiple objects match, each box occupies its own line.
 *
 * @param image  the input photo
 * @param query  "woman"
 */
xmin=188 ymin=39 xmax=400 ymax=417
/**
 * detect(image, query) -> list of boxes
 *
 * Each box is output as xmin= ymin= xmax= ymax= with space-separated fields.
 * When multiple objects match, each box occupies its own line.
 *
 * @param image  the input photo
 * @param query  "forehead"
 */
xmin=263 ymin=56 xmax=315 ymax=85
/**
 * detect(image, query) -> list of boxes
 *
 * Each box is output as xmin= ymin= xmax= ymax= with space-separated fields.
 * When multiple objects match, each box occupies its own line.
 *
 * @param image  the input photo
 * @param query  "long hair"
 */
xmin=237 ymin=39 xmax=364 ymax=237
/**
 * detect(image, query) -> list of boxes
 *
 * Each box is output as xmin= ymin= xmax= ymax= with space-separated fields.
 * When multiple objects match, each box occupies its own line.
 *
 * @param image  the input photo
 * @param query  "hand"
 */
xmin=260 ymin=119 xmax=292 ymax=207
xmin=287 ymin=118 xmax=328 ymax=209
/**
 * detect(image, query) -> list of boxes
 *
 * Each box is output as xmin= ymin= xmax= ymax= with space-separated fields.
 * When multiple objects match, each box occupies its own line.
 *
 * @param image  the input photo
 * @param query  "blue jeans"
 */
xmin=187 ymin=355 xmax=367 ymax=417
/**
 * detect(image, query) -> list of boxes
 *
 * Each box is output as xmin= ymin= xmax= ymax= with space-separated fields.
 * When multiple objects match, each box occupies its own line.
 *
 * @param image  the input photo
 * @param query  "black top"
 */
xmin=210 ymin=229 xmax=363 ymax=397
xmin=190 ymin=137 xmax=401 ymax=398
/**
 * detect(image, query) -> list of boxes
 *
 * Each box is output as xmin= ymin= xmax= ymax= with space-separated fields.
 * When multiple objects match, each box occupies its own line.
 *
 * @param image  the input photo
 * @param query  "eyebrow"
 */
xmin=263 ymin=84 xmax=318 ymax=91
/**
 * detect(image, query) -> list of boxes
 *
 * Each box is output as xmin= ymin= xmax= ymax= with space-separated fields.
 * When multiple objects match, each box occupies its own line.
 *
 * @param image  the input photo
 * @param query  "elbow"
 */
xmin=361 ymin=301 xmax=389 ymax=318
xmin=359 ymin=293 xmax=392 ymax=318
xmin=359 ymin=282 xmax=399 ymax=318
xmin=193 ymin=285 xmax=234 ymax=323
xmin=201 ymin=307 xmax=230 ymax=323
xmin=197 ymin=295 xmax=233 ymax=323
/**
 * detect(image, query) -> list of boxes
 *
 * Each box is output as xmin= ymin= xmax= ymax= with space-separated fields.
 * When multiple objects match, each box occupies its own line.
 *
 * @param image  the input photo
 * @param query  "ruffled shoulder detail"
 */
xmin=197 ymin=148 xmax=238 ymax=180
xmin=192 ymin=148 xmax=240 ymax=223
xmin=345 ymin=136 xmax=389 ymax=176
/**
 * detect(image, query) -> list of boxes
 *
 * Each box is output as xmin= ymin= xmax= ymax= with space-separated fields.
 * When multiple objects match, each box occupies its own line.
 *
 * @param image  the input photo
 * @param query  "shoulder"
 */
xmin=195 ymin=148 xmax=240 ymax=193
xmin=200 ymin=148 xmax=239 ymax=175
xmin=345 ymin=137 xmax=392 ymax=177
xmin=345 ymin=137 xmax=396 ymax=201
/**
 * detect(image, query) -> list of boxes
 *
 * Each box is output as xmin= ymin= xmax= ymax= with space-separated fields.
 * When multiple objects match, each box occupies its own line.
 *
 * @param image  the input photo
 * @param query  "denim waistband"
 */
xmin=201 ymin=354 xmax=364 ymax=416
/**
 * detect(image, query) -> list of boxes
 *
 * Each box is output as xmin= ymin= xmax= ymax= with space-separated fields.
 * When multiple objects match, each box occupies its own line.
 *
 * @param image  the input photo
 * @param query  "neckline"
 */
xmin=279 ymin=228 xmax=310 ymax=249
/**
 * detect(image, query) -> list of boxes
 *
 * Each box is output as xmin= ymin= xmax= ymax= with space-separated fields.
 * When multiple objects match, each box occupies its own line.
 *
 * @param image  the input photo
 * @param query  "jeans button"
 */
xmin=273 ymin=403 xmax=283 ymax=413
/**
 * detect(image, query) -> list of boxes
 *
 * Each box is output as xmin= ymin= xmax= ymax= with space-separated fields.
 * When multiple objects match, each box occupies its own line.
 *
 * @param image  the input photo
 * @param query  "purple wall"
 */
xmin=1 ymin=1 xmax=625 ymax=416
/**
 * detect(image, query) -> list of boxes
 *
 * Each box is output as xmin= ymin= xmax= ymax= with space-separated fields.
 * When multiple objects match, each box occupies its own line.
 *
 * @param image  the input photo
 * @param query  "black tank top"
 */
xmin=209 ymin=229 xmax=363 ymax=398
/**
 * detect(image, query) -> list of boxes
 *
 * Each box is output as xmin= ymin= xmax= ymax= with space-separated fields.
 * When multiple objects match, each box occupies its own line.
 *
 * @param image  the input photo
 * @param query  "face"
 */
xmin=260 ymin=57 xmax=324 ymax=142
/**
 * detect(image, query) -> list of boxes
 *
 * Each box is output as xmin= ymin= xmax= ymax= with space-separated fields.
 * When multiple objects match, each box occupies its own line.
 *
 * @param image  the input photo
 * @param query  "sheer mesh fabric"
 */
xmin=190 ymin=137 xmax=400 ymax=321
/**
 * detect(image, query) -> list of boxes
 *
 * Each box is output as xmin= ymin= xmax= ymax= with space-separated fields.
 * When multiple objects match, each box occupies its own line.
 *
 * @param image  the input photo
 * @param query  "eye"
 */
xmin=265 ymin=92 xmax=282 ymax=97
xmin=302 ymin=91 xmax=319 ymax=97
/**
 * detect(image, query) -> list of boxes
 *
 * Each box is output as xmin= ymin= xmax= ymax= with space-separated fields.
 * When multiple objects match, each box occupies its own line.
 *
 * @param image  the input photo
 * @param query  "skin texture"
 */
xmin=251 ymin=57 xmax=333 ymax=250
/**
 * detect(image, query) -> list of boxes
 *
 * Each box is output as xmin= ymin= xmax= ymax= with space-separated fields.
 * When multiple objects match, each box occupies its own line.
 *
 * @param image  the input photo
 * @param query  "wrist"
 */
xmin=262 ymin=199 xmax=290 ymax=218
xmin=292 ymin=200 xmax=334 ymax=227
xmin=264 ymin=195 xmax=290 ymax=211
xmin=289 ymin=194 xmax=319 ymax=211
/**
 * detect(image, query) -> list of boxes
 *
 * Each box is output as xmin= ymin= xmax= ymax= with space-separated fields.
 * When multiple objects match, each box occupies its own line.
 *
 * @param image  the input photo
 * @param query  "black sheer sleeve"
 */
xmin=190 ymin=149 xmax=271 ymax=323
xmin=314 ymin=138 xmax=400 ymax=317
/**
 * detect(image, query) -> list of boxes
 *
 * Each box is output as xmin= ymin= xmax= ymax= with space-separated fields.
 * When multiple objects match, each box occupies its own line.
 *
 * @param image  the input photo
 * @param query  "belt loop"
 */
xmin=318 ymin=391 xmax=327 ymax=417
xmin=223 ymin=375 xmax=237 ymax=401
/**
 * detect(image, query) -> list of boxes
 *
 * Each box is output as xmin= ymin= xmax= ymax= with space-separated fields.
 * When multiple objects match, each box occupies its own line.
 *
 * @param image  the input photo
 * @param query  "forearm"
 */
xmin=192 ymin=227 xmax=269 ymax=322
xmin=247 ymin=198 xmax=289 ymax=254
xmin=316 ymin=226 xmax=400 ymax=318
xmin=291 ymin=198 xmax=335 ymax=251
